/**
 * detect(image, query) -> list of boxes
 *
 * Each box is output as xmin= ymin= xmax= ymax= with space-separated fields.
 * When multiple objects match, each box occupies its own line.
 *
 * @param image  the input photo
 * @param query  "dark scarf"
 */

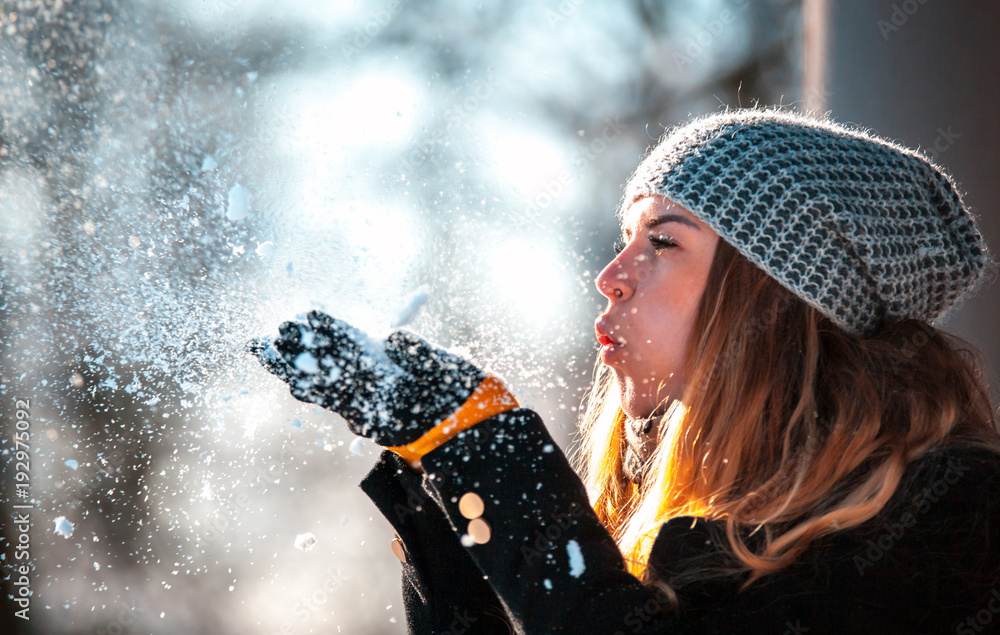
xmin=622 ymin=415 xmax=660 ymax=485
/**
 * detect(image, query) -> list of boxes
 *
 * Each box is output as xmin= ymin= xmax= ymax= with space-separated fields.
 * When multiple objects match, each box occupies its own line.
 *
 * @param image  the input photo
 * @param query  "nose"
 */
xmin=595 ymin=250 xmax=635 ymax=302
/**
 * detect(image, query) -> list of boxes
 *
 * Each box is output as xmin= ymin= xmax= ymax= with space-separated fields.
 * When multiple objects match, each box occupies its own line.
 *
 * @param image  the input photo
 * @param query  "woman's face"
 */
xmin=595 ymin=195 xmax=719 ymax=419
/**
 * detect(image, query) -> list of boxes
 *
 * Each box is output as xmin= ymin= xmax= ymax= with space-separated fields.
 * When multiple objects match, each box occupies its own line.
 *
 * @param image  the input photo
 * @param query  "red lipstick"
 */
xmin=594 ymin=319 xmax=624 ymax=365
xmin=595 ymin=320 xmax=614 ymax=346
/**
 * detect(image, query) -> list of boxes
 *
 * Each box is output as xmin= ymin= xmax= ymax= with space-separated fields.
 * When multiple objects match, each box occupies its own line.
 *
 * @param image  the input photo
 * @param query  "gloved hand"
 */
xmin=250 ymin=311 xmax=517 ymax=463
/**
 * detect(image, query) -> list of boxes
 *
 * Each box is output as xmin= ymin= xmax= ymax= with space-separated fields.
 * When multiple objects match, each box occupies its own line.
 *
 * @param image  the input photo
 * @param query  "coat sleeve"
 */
xmin=359 ymin=449 xmax=515 ymax=634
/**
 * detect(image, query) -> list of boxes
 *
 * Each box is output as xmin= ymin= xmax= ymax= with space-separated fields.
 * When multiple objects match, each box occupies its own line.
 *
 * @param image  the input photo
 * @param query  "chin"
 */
xmin=615 ymin=377 xmax=679 ymax=420
xmin=616 ymin=385 xmax=654 ymax=420
xmin=621 ymin=406 xmax=651 ymax=420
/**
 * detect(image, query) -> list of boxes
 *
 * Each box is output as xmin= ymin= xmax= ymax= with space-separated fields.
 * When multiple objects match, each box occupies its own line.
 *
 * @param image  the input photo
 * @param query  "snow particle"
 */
xmin=128 ymin=235 xmax=141 ymax=248
xmin=294 ymin=532 xmax=317 ymax=551
xmin=54 ymin=516 xmax=74 ymax=539
xmin=64 ymin=459 xmax=79 ymax=470
xmin=201 ymin=155 xmax=219 ymax=171
xmin=391 ymin=286 xmax=430 ymax=328
xmin=255 ymin=241 xmax=276 ymax=259
xmin=566 ymin=539 xmax=585 ymax=578
xmin=226 ymin=185 xmax=250 ymax=221
xmin=292 ymin=351 xmax=320 ymax=374
xmin=349 ymin=437 xmax=367 ymax=456
xmin=543 ymin=578 xmax=553 ymax=590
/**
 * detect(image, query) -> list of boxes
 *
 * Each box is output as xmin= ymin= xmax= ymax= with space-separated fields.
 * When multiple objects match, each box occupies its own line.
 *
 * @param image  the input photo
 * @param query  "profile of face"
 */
xmin=595 ymin=195 xmax=719 ymax=419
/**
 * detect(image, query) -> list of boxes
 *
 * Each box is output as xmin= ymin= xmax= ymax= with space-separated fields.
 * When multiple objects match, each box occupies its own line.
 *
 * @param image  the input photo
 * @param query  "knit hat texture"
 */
xmin=623 ymin=108 xmax=991 ymax=335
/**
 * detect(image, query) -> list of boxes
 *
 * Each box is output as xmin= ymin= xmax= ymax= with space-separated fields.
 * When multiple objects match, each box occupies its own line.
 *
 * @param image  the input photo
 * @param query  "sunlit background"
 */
xmin=1 ymin=0 xmax=998 ymax=633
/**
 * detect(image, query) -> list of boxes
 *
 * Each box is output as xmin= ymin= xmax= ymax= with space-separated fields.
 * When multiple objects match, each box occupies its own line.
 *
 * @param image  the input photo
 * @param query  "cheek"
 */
xmin=635 ymin=289 xmax=701 ymax=369
xmin=640 ymin=285 xmax=700 ymax=340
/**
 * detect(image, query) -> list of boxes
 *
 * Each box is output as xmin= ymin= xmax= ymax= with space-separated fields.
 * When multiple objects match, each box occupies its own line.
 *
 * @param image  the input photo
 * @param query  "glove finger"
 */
xmin=385 ymin=330 xmax=482 ymax=383
xmin=288 ymin=314 xmax=365 ymax=360
xmin=246 ymin=336 xmax=270 ymax=358
xmin=278 ymin=320 xmax=303 ymax=343
xmin=274 ymin=321 xmax=307 ymax=365
xmin=313 ymin=319 xmax=368 ymax=373
xmin=248 ymin=335 xmax=285 ymax=369
xmin=275 ymin=316 xmax=376 ymax=398
xmin=274 ymin=317 xmax=352 ymax=363
xmin=248 ymin=337 xmax=299 ymax=382
xmin=306 ymin=310 xmax=334 ymax=331
xmin=383 ymin=330 xmax=435 ymax=376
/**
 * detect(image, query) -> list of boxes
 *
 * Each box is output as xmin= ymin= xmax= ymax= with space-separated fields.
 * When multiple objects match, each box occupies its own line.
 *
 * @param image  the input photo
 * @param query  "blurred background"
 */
xmin=0 ymin=0 xmax=996 ymax=632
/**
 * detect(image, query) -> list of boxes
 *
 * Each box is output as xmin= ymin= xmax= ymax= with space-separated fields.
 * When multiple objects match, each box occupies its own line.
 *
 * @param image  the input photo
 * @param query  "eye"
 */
xmin=648 ymin=233 xmax=677 ymax=252
xmin=613 ymin=239 xmax=626 ymax=255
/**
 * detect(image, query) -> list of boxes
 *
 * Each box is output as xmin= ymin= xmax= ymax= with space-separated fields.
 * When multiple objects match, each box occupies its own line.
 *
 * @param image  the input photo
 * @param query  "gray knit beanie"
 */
xmin=623 ymin=108 xmax=991 ymax=335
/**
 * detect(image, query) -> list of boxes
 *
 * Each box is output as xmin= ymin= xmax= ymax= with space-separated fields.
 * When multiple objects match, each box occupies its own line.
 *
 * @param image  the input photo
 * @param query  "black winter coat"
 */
xmin=360 ymin=409 xmax=1000 ymax=634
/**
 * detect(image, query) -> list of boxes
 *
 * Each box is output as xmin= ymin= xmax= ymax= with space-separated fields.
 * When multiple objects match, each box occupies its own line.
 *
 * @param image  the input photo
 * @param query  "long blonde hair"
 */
xmin=576 ymin=240 xmax=999 ymax=603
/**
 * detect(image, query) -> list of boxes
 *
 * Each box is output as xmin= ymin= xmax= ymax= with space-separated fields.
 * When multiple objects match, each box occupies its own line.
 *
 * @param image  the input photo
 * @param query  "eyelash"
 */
xmin=613 ymin=234 xmax=677 ymax=255
xmin=649 ymin=234 xmax=678 ymax=251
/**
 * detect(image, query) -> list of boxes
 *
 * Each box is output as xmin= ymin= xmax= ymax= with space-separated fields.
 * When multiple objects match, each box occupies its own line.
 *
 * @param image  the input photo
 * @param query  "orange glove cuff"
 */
xmin=386 ymin=375 xmax=518 ymax=467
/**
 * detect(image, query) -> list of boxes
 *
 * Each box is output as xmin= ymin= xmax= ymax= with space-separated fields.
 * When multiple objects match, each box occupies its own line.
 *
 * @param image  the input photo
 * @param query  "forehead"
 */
xmin=622 ymin=195 xmax=702 ymax=232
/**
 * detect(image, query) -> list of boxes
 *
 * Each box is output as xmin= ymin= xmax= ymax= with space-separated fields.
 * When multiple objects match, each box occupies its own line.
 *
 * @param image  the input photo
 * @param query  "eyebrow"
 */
xmin=648 ymin=214 xmax=701 ymax=230
xmin=625 ymin=214 xmax=701 ymax=237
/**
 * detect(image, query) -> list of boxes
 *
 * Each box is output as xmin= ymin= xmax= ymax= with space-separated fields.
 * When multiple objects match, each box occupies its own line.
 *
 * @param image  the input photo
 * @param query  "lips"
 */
xmin=596 ymin=329 xmax=614 ymax=347
xmin=595 ymin=318 xmax=624 ymax=364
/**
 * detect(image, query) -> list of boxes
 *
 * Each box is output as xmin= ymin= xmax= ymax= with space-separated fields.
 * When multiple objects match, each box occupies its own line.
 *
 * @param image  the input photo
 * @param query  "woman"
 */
xmin=254 ymin=108 xmax=1000 ymax=633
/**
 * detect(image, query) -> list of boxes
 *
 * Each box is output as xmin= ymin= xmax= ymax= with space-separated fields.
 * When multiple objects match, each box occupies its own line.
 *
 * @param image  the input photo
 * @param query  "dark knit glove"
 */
xmin=250 ymin=311 xmax=516 ymax=456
